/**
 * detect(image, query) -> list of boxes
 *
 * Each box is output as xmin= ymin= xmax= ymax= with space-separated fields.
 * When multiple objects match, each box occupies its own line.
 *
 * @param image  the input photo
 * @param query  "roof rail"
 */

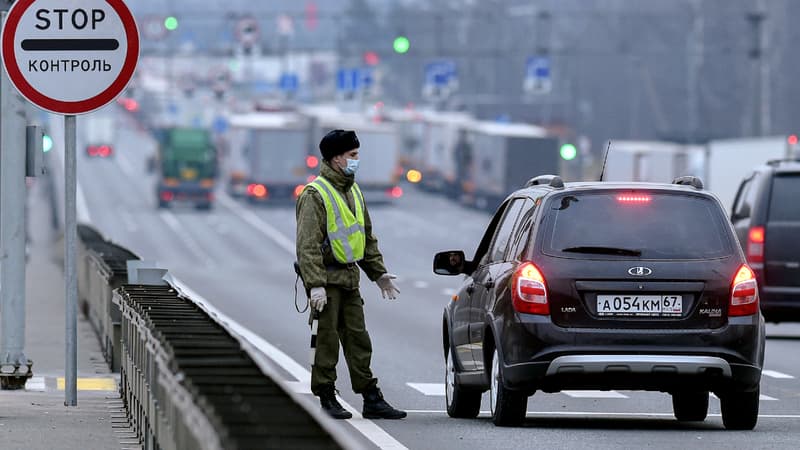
xmin=672 ymin=176 xmax=704 ymax=189
xmin=525 ymin=175 xmax=565 ymax=189
xmin=766 ymin=158 xmax=800 ymax=166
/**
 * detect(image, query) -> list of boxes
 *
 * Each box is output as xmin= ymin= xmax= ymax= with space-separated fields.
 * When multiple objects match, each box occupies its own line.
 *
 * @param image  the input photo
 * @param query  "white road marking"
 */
xmin=412 ymin=281 xmax=429 ymax=289
xmin=710 ymin=393 xmax=779 ymax=402
xmin=158 ymin=211 xmax=214 ymax=267
xmin=115 ymin=151 xmax=136 ymax=179
xmin=119 ymin=208 xmax=139 ymax=233
xmin=286 ymin=381 xmax=313 ymax=394
xmin=26 ymin=377 xmax=46 ymax=392
xmin=407 ymin=383 xmax=445 ymax=396
xmin=167 ymin=276 xmax=408 ymax=450
xmin=763 ymin=370 xmax=795 ymax=379
xmin=403 ymin=410 xmax=800 ymax=419
xmin=218 ymin=194 xmax=295 ymax=255
xmin=562 ymin=390 xmax=629 ymax=399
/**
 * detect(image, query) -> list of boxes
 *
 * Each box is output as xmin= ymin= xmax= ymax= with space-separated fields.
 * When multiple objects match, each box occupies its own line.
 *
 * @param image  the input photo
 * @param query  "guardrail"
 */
xmin=76 ymin=226 xmax=354 ymax=449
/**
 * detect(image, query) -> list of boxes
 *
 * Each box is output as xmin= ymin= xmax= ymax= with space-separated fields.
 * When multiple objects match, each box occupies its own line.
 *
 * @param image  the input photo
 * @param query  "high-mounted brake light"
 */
xmin=730 ymin=264 xmax=758 ymax=317
xmin=617 ymin=194 xmax=651 ymax=203
xmin=512 ymin=262 xmax=549 ymax=315
xmin=747 ymin=226 xmax=765 ymax=265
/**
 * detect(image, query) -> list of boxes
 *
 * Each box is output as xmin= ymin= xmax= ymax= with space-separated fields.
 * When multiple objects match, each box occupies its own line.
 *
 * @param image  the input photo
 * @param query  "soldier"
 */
xmin=296 ymin=129 xmax=407 ymax=420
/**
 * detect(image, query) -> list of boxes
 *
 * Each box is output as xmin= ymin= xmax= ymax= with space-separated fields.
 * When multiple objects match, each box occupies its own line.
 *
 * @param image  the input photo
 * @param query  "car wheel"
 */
xmin=671 ymin=391 xmax=708 ymax=421
xmin=489 ymin=347 xmax=527 ymax=427
xmin=720 ymin=387 xmax=759 ymax=430
xmin=445 ymin=348 xmax=481 ymax=418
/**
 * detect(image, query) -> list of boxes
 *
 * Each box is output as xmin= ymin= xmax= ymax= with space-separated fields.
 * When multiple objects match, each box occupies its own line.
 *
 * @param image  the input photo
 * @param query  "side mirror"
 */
xmin=433 ymin=250 xmax=466 ymax=276
xmin=732 ymin=203 xmax=751 ymax=222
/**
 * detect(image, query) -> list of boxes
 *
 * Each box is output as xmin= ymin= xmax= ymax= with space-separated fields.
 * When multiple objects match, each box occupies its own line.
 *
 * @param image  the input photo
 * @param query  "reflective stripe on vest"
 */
xmin=307 ymin=177 xmax=366 ymax=263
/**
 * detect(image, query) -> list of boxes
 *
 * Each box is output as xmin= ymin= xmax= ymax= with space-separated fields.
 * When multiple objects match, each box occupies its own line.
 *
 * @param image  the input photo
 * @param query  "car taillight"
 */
xmin=512 ymin=262 xmax=549 ymax=315
xmin=387 ymin=186 xmax=403 ymax=199
xmin=160 ymin=191 xmax=174 ymax=202
xmin=746 ymin=226 xmax=765 ymax=265
xmin=87 ymin=146 xmax=98 ymax=156
xmin=293 ymin=184 xmax=305 ymax=198
xmin=730 ymin=264 xmax=758 ymax=317
xmin=247 ymin=184 xmax=268 ymax=198
xmin=98 ymin=146 xmax=112 ymax=157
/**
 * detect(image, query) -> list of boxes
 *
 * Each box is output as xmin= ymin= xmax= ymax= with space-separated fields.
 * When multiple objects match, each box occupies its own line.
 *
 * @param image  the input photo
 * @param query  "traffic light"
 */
xmin=164 ymin=16 xmax=179 ymax=31
xmin=560 ymin=143 xmax=577 ymax=161
xmin=363 ymin=51 xmax=380 ymax=66
xmin=393 ymin=36 xmax=410 ymax=54
xmin=42 ymin=134 xmax=53 ymax=153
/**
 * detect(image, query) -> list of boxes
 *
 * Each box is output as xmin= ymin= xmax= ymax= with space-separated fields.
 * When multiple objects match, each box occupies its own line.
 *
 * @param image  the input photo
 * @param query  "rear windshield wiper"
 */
xmin=560 ymin=246 xmax=642 ymax=257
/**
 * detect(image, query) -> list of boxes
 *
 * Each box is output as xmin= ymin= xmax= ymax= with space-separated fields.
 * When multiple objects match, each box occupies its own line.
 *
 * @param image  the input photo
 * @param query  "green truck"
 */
xmin=152 ymin=127 xmax=218 ymax=210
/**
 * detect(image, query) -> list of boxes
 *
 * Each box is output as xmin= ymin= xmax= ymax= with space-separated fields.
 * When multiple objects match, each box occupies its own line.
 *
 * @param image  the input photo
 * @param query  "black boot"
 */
xmin=362 ymin=387 xmax=407 ymax=419
xmin=318 ymin=386 xmax=352 ymax=420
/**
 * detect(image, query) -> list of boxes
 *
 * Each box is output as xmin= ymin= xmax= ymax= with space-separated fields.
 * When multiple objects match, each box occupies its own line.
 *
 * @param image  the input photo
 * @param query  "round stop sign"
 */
xmin=0 ymin=0 xmax=139 ymax=115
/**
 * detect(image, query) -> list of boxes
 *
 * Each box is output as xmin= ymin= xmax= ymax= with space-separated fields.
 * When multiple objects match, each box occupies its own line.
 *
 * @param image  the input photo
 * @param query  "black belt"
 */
xmin=326 ymin=262 xmax=357 ymax=271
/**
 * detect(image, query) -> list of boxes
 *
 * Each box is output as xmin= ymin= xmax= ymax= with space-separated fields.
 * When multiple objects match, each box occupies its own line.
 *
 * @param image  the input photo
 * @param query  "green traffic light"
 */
xmin=43 ymin=135 xmax=53 ymax=153
xmin=393 ymin=36 xmax=410 ymax=54
xmin=164 ymin=16 xmax=179 ymax=31
xmin=560 ymin=143 xmax=577 ymax=161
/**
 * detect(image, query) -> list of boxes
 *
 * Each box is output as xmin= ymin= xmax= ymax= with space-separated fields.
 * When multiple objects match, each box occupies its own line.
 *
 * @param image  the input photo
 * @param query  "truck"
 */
xmin=226 ymin=112 xmax=313 ymax=203
xmin=302 ymin=106 xmax=402 ymax=204
xmin=153 ymin=127 xmax=218 ymax=210
xmin=704 ymin=136 xmax=793 ymax=213
xmin=463 ymin=120 xmax=559 ymax=211
xmin=417 ymin=111 xmax=474 ymax=197
xmin=602 ymin=140 xmax=706 ymax=183
xmin=83 ymin=113 xmax=116 ymax=158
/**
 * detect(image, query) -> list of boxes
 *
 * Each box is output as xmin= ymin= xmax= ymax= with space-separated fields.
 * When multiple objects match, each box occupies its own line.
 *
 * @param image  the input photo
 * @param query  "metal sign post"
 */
xmin=1 ymin=0 xmax=139 ymax=406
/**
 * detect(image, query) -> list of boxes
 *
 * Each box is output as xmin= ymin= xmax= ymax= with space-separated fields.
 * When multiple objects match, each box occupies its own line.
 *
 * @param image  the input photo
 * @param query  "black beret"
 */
xmin=320 ymin=130 xmax=359 ymax=161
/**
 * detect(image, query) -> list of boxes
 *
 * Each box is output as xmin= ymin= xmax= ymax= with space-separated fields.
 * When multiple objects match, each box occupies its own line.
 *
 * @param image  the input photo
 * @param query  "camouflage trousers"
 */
xmin=310 ymin=286 xmax=378 ymax=395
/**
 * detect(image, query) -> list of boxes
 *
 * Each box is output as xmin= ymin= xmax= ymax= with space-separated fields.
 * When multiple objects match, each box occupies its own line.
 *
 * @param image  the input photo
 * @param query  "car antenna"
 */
xmin=599 ymin=140 xmax=612 ymax=181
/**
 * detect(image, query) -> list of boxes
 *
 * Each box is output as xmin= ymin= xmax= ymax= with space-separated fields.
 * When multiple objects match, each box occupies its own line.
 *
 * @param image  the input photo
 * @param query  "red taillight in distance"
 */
xmin=746 ymin=226 xmax=765 ymax=268
xmin=730 ymin=264 xmax=759 ymax=316
xmin=247 ymin=184 xmax=268 ymax=198
xmin=512 ymin=262 xmax=549 ymax=315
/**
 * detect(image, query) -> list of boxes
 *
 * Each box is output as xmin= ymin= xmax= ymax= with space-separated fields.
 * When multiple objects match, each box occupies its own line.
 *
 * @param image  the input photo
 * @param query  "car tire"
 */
xmin=445 ymin=348 xmax=481 ymax=419
xmin=671 ymin=391 xmax=708 ymax=421
xmin=720 ymin=387 xmax=759 ymax=430
xmin=489 ymin=347 xmax=527 ymax=427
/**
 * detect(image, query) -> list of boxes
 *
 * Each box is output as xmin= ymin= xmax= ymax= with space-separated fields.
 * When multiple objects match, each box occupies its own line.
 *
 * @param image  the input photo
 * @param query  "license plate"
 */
xmin=596 ymin=295 xmax=682 ymax=317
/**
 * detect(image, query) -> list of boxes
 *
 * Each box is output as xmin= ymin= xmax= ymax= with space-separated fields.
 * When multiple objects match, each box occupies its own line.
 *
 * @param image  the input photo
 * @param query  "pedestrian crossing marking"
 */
xmin=407 ymin=383 xmax=445 ymax=396
xmin=562 ymin=390 xmax=628 ymax=399
xmin=57 ymin=377 xmax=117 ymax=391
xmin=762 ymin=370 xmax=795 ymax=379
xmin=710 ymin=393 xmax=778 ymax=402
xmin=286 ymin=381 xmax=312 ymax=394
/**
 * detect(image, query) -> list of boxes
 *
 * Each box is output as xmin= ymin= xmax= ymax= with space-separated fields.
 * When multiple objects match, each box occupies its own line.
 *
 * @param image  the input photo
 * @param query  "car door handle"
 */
xmin=483 ymin=279 xmax=495 ymax=289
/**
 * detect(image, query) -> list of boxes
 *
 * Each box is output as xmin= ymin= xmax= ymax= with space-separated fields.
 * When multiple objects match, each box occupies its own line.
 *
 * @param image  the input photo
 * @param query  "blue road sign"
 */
xmin=336 ymin=68 xmax=372 ymax=92
xmin=424 ymin=60 xmax=457 ymax=86
xmin=279 ymin=73 xmax=299 ymax=92
xmin=526 ymin=56 xmax=550 ymax=80
xmin=213 ymin=116 xmax=229 ymax=134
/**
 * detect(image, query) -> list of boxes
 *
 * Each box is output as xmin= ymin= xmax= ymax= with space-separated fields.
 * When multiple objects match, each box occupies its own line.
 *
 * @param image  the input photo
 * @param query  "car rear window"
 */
xmin=768 ymin=175 xmax=800 ymax=221
xmin=542 ymin=191 xmax=734 ymax=260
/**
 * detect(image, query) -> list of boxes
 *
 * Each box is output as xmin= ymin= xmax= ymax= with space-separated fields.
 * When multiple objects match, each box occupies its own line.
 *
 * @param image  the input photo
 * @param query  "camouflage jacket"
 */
xmin=295 ymin=161 xmax=387 ymax=290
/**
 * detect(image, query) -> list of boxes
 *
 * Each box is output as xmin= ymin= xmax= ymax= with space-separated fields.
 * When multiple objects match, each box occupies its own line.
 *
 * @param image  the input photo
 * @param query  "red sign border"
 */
xmin=1 ymin=0 xmax=140 ymax=115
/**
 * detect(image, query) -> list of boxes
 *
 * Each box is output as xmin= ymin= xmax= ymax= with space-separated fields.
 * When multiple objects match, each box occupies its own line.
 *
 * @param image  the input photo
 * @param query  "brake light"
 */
xmin=160 ymin=191 xmax=174 ymax=202
xmin=617 ymin=195 xmax=651 ymax=203
xmin=747 ymin=226 xmax=765 ymax=264
xmin=293 ymin=184 xmax=305 ymax=198
xmin=248 ymin=184 xmax=268 ymax=198
xmin=98 ymin=146 xmax=112 ymax=157
xmin=512 ymin=262 xmax=549 ymax=315
xmin=306 ymin=155 xmax=319 ymax=168
xmin=730 ymin=264 xmax=758 ymax=316
xmin=87 ymin=146 xmax=98 ymax=156
xmin=388 ymin=186 xmax=403 ymax=199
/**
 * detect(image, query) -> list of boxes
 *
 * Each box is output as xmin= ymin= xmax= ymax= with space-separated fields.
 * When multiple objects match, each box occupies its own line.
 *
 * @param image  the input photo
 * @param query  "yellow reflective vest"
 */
xmin=306 ymin=176 xmax=366 ymax=263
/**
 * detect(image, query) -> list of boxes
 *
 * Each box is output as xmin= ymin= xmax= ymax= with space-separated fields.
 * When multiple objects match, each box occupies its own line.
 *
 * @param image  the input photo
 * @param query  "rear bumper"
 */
xmin=503 ymin=354 xmax=761 ymax=394
xmin=497 ymin=315 xmax=765 ymax=394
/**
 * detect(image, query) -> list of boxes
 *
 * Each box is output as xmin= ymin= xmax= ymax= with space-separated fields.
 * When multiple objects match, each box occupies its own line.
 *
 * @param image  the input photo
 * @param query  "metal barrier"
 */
xmin=77 ymin=224 xmax=140 ymax=371
xmin=115 ymin=285 xmax=346 ymax=450
xmin=76 ymin=227 xmax=353 ymax=449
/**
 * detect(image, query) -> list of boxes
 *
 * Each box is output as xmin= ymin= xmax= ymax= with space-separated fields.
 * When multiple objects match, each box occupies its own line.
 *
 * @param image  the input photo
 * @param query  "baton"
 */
xmin=295 ymin=262 xmax=319 ymax=366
